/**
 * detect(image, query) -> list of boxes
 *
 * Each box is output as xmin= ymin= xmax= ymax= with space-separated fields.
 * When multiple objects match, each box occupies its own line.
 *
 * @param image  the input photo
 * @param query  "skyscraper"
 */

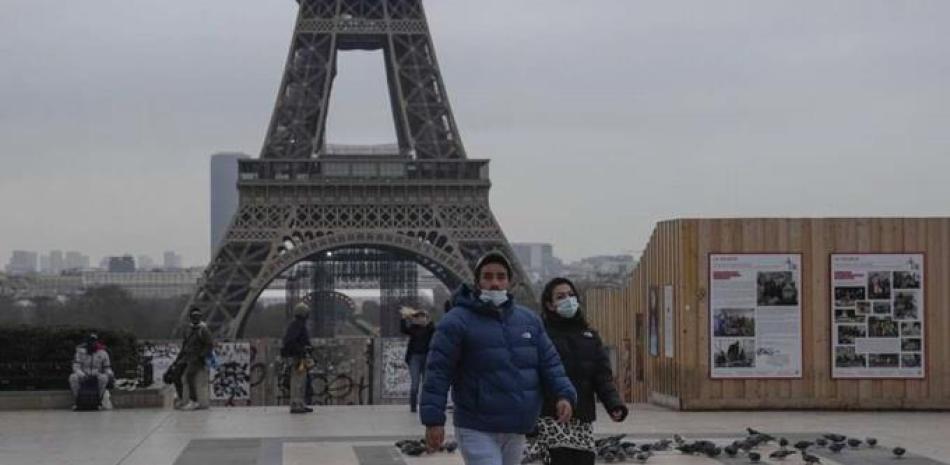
xmin=107 ymin=255 xmax=136 ymax=273
xmin=137 ymin=255 xmax=156 ymax=271
xmin=163 ymin=251 xmax=183 ymax=270
xmin=6 ymin=250 xmax=38 ymax=275
xmin=49 ymin=250 xmax=64 ymax=275
xmin=65 ymin=251 xmax=88 ymax=270
xmin=210 ymin=152 xmax=249 ymax=257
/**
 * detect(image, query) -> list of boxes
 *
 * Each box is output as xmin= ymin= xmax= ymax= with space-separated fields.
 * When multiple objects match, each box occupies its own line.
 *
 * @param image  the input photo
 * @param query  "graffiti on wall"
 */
xmin=136 ymin=338 xmax=371 ymax=406
xmin=381 ymin=338 xmax=410 ymax=399
xmin=209 ymin=342 xmax=251 ymax=403
xmin=140 ymin=341 xmax=180 ymax=389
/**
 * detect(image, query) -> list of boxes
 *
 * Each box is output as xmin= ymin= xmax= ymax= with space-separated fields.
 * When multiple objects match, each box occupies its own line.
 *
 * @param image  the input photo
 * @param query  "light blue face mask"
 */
xmin=479 ymin=289 xmax=509 ymax=307
xmin=555 ymin=296 xmax=580 ymax=318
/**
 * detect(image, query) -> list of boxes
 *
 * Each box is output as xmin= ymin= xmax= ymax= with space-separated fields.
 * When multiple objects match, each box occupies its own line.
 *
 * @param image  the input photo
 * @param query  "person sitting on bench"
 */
xmin=69 ymin=333 xmax=114 ymax=410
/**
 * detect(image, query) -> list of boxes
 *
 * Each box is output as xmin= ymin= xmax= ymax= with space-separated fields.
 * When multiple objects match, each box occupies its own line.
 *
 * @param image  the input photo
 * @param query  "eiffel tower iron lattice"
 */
xmin=182 ymin=0 xmax=533 ymax=338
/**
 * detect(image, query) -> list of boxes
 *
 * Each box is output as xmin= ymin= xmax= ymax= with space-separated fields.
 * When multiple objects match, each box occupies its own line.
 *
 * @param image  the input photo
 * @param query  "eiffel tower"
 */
xmin=183 ymin=0 xmax=532 ymax=338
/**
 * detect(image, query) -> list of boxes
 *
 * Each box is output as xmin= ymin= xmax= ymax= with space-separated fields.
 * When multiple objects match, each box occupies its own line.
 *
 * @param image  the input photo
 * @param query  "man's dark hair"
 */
xmin=474 ymin=252 xmax=513 ymax=278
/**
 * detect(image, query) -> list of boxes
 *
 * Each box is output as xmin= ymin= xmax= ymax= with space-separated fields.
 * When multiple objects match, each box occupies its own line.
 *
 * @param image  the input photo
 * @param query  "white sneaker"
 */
xmin=181 ymin=401 xmax=199 ymax=411
xmin=101 ymin=391 xmax=113 ymax=410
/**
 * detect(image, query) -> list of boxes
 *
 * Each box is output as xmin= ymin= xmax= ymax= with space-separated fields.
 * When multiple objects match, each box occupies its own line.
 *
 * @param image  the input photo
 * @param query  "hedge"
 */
xmin=0 ymin=326 xmax=139 ymax=391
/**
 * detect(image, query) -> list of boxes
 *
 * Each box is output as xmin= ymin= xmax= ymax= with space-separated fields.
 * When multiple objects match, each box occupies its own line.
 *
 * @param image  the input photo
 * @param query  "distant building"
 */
xmin=163 ymin=251 xmax=183 ymax=270
xmin=81 ymin=269 xmax=204 ymax=299
xmin=39 ymin=255 xmax=51 ymax=274
xmin=210 ymin=152 xmax=249 ymax=255
xmin=108 ymin=255 xmax=136 ymax=273
xmin=561 ymin=254 xmax=636 ymax=287
xmin=49 ymin=250 xmax=64 ymax=275
xmin=511 ymin=242 xmax=561 ymax=285
xmin=65 ymin=251 xmax=89 ymax=270
xmin=5 ymin=250 xmax=38 ymax=275
xmin=4 ymin=269 xmax=204 ymax=300
xmin=137 ymin=255 xmax=156 ymax=271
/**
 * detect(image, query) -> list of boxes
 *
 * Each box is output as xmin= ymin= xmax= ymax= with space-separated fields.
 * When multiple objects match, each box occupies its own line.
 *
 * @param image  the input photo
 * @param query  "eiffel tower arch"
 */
xmin=182 ymin=0 xmax=533 ymax=338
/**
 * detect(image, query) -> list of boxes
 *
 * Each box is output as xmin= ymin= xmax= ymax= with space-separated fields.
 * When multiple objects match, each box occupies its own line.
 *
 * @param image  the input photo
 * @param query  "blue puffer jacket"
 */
xmin=419 ymin=285 xmax=577 ymax=433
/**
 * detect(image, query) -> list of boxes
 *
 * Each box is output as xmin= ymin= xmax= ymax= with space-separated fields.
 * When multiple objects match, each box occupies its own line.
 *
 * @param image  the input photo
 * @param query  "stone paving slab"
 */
xmin=1 ymin=405 xmax=948 ymax=465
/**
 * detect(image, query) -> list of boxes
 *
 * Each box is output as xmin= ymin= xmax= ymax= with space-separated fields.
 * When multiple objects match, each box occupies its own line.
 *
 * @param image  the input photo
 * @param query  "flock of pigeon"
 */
xmin=521 ymin=428 xmax=908 ymax=464
xmin=395 ymin=428 xmax=910 ymax=463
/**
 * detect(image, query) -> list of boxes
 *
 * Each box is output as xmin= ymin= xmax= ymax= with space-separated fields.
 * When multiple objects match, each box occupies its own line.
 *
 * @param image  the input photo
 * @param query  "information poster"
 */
xmin=664 ymin=285 xmax=674 ymax=358
xmin=709 ymin=254 xmax=802 ymax=378
xmin=831 ymin=254 xmax=925 ymax=378
xmin=648 ymin=286 xmax=659 ymax=356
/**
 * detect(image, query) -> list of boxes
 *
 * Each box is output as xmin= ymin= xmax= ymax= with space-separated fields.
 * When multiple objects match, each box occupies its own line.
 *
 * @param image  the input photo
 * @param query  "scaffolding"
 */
xmin=285 ymin=247 xmax=421 ymax=337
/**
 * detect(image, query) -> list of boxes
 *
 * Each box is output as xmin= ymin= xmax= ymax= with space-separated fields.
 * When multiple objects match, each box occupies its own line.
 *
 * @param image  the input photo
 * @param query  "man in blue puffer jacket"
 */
xmin=420 ymin=252 xmax=577 ymax=465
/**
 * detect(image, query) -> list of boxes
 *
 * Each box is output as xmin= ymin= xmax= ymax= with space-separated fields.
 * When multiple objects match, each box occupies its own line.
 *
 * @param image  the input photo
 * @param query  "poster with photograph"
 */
xmin=664 ymin=285 xmax=674 ymax=358
xmin=648 ymin=286 xmax=659 ymax=357
xmin=831 ymin=254 xmax=925 ymax=378
xmin=709 ymin=254 xmax=802 ymax=378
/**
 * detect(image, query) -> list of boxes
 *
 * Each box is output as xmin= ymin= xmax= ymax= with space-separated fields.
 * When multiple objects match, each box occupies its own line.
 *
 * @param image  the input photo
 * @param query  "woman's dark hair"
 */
xmin=541 ymin=277 xmax=580 ymax=309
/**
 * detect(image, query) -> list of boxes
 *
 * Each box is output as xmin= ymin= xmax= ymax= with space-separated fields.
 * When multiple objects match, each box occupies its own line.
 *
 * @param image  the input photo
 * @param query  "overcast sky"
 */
xmin=1 ymin=1 xmax=948 ymax=266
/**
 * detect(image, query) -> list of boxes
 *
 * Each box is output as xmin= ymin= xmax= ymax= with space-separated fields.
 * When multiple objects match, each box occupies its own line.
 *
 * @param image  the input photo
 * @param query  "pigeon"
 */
xmin=770 ymin=449 xmax=798 ymax=460
xmin=824 ymin=433 xmax=847 ymax=443
xmin=402 ymin=443 xmax=426 ymax=456
xmin=794 ymin=441 xmax=814 ymax=451
xmin=829 ymin=443 xmax=846 ymax=453
xmin=676 ymin=444 xmax=697 ymax=455
xmin=653 ymin=439 xmax=673 ymax=451
xmin=815 ymin=438 xmax=828 ymax=447
xmin=866 ymin=437 xmax=878 ymax=448
xmin=738 ymin=439 xmax=757 ymax=453
xmin=779 ymin=437 xmax=789 ymax=448
xmin=724 ymin=445 xmax=739 ymax=457
xmin=893 ymin=447 xmax=907 ymax=458
xmin=596 ymin=434 xmax=627 ymax=448
xmin=635 ymin=452 xmax=651 ymax=463
xmin=603 ymin=451 xmax=617 ymax=463
xmin=847 ymin=438 xmax=862 ymax=448
xmin=749 ymin=451 xmax=762 ymax=463
xmin=747 ymin=427 xmax=762 ymax=436
xmin=621 ymin=442 xmax=638 ymax=456
xmin=640 ymin=443 xmax=653 ymax=453
xmin=803 ymin=453 xmax=821 ymax=464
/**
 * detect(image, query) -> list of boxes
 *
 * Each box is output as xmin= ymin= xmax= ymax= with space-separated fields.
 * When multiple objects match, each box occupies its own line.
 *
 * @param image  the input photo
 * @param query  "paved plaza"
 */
xmin=1 ymin=404 xmax=948 ymax=465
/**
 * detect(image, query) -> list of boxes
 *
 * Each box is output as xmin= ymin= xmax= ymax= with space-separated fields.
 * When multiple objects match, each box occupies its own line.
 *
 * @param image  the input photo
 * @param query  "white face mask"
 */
xmin=555 ymin=296 xmax=580 ymax=318
xmin=479 ymin=289 xmax=509 ymax=307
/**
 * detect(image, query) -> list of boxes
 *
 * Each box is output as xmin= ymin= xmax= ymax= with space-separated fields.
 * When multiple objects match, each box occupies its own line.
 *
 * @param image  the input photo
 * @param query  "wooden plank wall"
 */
xmin=586 ymin=284 xmax=646 ymax=403
xmin=586 ymin=218 xmax=950 ymax=410
xmin=584 ymin=220 xmax=681 ymax=404
xmin=679 ymin=218 xmax=950 ymax=410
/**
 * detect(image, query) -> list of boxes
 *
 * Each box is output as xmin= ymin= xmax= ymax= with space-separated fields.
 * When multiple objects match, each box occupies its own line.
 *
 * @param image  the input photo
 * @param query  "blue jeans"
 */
xmin=408 ymin=354 xmax=426 ymax=410
xmin=456 ymin=427 xmax=526 ymax=465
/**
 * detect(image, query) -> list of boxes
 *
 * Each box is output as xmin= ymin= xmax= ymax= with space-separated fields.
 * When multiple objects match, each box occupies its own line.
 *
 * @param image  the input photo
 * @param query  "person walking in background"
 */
xmin=282 ymin=302 xmax=313 ymax=414
xmin=68 ymin=333 xmax=114 ymax=410
xmin=400 ymin=307 xmax=434 ymax=413
xmin=420 ymin=252 xmax=577 ymax=465
xmin=527 ymin=277 xmax=628 ymax=465
xmin=179 ymin=308 xmax=214 ymax=411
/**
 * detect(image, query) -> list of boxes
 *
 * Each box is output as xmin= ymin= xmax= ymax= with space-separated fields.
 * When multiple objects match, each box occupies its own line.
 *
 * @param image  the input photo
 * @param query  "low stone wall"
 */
xmin=0 ymin=388 xmax=169 ymax=411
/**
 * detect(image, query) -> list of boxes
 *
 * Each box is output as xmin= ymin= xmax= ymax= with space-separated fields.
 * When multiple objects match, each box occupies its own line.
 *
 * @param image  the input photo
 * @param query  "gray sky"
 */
xmin=1 ymin=1 xmax=948 ymax=266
